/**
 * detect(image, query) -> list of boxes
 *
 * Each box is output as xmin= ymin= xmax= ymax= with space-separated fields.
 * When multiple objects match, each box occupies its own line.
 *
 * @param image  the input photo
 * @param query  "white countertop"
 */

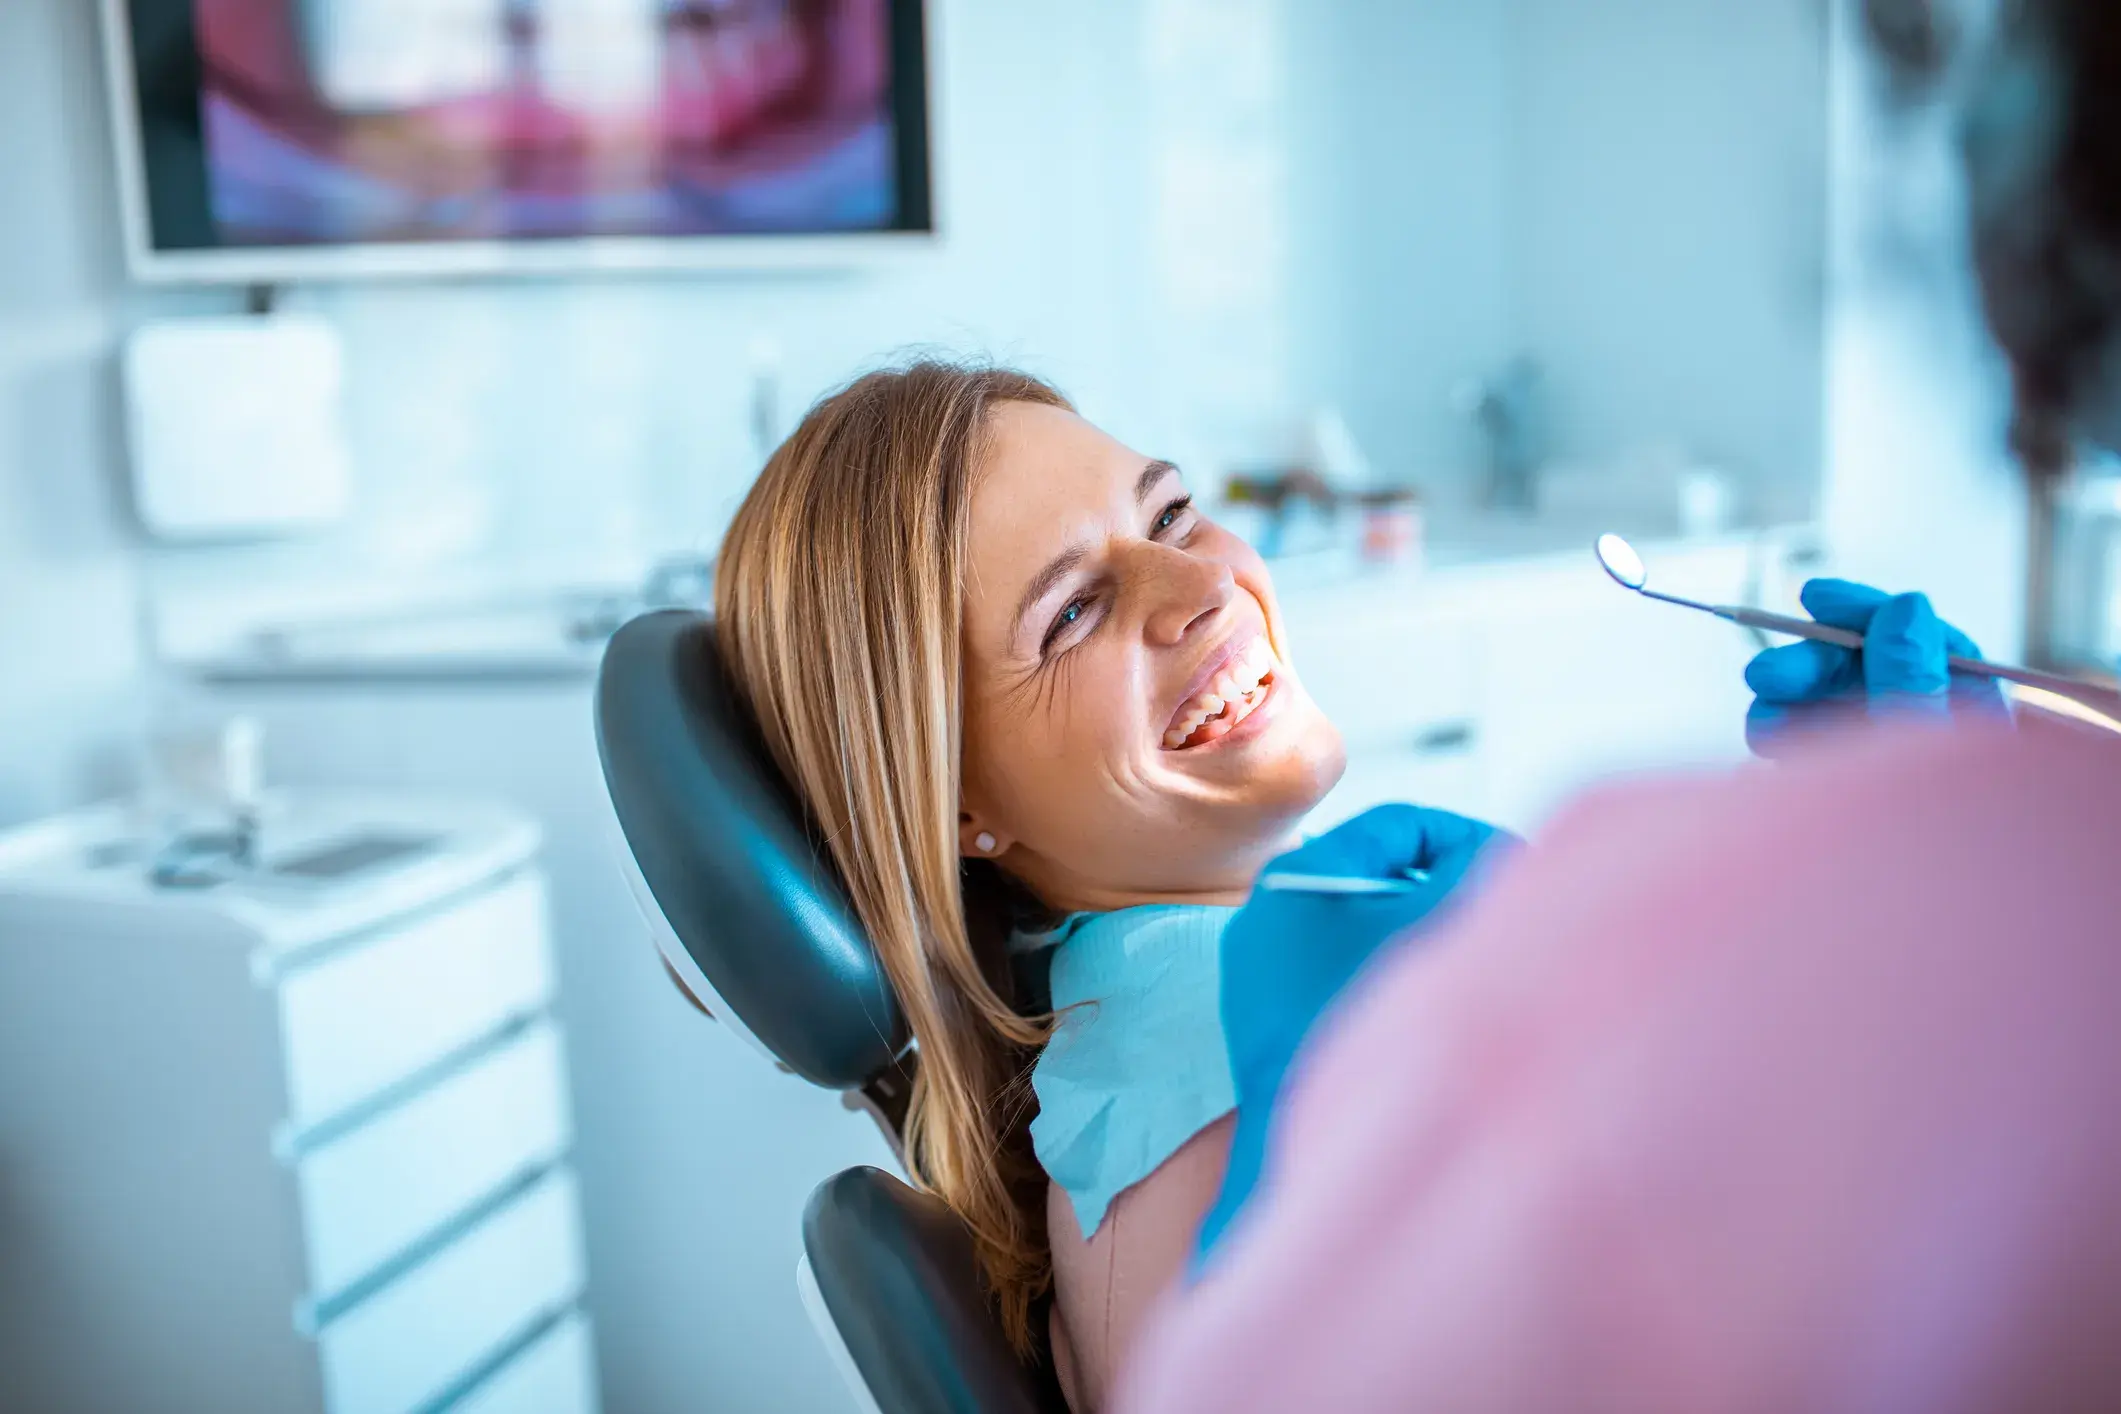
xmin=0 ymin=792 xmax=542 ymax=958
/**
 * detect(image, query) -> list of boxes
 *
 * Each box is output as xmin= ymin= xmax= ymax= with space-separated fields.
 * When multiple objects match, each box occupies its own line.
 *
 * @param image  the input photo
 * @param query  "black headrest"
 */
xmin=595 ymin=610 xmax=908 ymax=1089
xmin=804 ymin=1168 xmax=1071 ymax=1414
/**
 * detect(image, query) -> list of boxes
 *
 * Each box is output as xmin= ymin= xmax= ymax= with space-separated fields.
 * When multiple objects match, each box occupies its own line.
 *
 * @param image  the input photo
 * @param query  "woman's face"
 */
xmin=958 ymin=401 xmax=1345 ymax=912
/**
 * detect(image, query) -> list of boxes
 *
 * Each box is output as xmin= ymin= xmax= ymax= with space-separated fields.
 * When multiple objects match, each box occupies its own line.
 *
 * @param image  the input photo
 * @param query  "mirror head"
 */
xmin=1596 ymin=533 xmax=1648 ymax=591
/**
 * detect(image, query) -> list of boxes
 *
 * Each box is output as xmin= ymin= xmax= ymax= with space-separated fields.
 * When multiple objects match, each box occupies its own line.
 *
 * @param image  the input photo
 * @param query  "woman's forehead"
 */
xmin=973 ymin=406 xmax=1146 ymax=548
xmin=979 ymin=402 xmax=1131 ymax=493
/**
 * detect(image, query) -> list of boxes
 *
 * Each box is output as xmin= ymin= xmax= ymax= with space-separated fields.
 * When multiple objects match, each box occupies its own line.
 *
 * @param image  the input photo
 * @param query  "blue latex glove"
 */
xmin=1196 ymin=804 xmax=1515 ymax=1267
xmin=1745 ymin=579 xmax=2009 ymax=757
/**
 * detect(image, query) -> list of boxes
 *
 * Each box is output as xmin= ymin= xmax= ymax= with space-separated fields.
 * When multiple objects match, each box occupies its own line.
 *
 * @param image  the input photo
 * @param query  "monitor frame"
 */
xmin=99 ymin=0 xmax=939 ymax=286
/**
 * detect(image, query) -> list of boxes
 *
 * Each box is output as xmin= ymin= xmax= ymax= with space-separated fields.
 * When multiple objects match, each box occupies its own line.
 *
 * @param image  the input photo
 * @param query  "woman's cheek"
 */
xmin=1205 ymin=526 xmax=1290 ymax=657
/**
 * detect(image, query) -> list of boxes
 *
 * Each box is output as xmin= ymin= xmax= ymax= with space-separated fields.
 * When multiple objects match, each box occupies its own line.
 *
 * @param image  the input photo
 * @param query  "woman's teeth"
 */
xmin=1164 ymin=639 xmax=1277 ymax=749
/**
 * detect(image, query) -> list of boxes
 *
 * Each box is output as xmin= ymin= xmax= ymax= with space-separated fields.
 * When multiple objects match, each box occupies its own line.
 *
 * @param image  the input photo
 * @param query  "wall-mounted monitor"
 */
xmin=102 ymin=0 xmax=935 ymax=284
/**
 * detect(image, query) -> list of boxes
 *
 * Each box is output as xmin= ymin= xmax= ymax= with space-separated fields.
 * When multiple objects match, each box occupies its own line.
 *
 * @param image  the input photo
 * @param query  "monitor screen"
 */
xmin=111 ymin=0 xmax=933 ymax=281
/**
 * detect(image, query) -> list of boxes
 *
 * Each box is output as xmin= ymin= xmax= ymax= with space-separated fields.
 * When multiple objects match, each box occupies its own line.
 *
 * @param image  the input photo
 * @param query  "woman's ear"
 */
xmin=958 ymin=811 xmax=1012 ymax=860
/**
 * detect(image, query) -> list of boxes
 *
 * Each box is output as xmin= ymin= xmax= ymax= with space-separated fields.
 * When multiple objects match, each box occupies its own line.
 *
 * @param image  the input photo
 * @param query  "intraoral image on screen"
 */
xmin=190 ymin=0 xmax=907 ymax=246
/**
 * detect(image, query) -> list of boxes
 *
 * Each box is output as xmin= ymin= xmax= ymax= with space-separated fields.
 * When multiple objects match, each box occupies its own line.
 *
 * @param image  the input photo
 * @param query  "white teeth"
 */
xmin=1163 ymin=638 xmax=1280 ymax=749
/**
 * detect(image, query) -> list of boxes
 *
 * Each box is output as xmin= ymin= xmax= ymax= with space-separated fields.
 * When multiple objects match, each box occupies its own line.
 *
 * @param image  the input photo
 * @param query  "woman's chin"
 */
xmin=1280 ymin=712 xmax=1348 ymax=809
xmin=1160 ymin=689 xmax=1344 ymax=809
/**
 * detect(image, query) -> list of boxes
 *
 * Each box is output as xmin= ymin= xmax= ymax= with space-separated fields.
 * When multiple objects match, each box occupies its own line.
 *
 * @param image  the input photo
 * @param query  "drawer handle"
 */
xmin=1410 ymin=721 xmax=1477 ymax=755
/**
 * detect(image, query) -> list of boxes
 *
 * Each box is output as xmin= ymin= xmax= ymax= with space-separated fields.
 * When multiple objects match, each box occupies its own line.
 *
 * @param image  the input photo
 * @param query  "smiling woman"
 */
xmin=712 ymin=361 xmax=1346 ymax=1409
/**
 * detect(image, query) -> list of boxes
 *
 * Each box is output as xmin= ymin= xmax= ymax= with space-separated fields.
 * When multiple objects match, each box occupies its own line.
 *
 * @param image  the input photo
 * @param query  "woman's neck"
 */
xmin=1012 ymin=832 xmax=1302 ymax=917
xmin=1045 ymin=880 xmax=1251 ymax=915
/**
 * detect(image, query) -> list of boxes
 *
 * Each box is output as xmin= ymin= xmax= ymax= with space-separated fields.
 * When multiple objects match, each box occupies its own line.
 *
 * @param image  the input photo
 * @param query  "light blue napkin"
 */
xmin=1017 ymin=904 xmax=1238 ymax=1238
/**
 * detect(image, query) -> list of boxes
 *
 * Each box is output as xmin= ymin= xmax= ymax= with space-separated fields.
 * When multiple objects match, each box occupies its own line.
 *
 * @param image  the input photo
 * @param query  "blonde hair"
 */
xmin=714 ymin=360 xmax=1072 ymax=1351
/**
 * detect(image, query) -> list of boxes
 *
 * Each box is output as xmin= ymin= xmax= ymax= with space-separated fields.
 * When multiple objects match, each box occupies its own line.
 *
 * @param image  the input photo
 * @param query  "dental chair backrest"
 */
xmin=595 ymin=610 xmax=1070 ymax=1414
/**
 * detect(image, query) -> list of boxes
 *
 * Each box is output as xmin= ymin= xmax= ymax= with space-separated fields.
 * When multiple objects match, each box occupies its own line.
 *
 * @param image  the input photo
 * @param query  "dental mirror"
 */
xmin=1592 ymin=533 xmax=2121 ymax=714
xmin=1595 ymin=533 xmax=1648 ymax=591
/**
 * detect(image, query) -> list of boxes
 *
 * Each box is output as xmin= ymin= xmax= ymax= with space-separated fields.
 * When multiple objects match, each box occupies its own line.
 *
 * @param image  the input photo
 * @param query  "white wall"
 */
xmin=1508 ymin=0 xmax=1828 ymax=513
xmin=0 ymin=0 xmax=149 ymax=826
xmin=1284 ymin=0 xmax=1829 ymax=517
xmin=151 ymin=0 xmax=1182 ymax=611
xmin=1284 ymin=1 xmax=1515 ymax=486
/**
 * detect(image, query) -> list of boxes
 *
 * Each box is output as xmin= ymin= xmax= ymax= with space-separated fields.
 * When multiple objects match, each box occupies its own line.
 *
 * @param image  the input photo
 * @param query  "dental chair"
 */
xmin=595 ymin=610 xmax=1071 ymax=1414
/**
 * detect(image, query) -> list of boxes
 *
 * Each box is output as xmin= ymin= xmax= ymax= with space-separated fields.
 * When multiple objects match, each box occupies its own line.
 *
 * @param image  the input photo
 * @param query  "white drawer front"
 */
xmin=300 ymin=1021 xmax=573 ymax=1298
xmin=452 ymin=1313 xmax=598 ymax=1414
xmin=281 ymin=874 xmax=554 ymax=1128
xmin=319 ymin=1169 xmax=585 ymax=1414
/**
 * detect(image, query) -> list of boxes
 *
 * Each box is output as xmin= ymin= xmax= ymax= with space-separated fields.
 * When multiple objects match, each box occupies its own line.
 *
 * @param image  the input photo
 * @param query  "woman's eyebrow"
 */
xmin=1136 ymin=458 xmax=1179 ymax=503
xmin=1014 ymin=544 xmax=1089 ymax=636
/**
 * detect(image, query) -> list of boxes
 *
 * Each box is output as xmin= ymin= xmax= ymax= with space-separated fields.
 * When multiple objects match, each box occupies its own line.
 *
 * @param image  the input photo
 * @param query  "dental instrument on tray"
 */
xmin=1594 ymin=533 xmax=2121 ymax=710
xmin=1258 ymin=871 xmax=1427 ymax=896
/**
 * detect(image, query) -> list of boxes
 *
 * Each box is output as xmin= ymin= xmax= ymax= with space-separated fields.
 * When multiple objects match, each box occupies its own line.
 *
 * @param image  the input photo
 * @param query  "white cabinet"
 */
xmin=1284 ymin=532 xmax=1808 ymax=835
xmin=296 ymin=1021 xmax=573 ymax=1298
xmin=1474 ymin=539 xmax=1769 ymax=831
xmin=318 ymin=1172 xmax=587 ymax=1414
xmin=0 ymin=796 xmax=599 ymax=1414
xmin=1285 ymin=581 xmax=1489 ymax=833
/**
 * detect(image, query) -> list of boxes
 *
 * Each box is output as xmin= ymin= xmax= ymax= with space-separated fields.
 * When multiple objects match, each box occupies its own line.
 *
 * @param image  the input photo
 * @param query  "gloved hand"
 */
xmin=1745 ymin=579 xmax=2008 ymax=757
xmin=1197 ymin=804 xmax=1515 ymax=1267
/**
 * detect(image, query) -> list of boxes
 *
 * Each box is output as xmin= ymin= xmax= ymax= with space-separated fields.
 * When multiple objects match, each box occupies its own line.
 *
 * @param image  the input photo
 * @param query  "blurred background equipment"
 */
xmin=122 ymin=312 xmax=352 ymax=538
xmin=1454 ymin=357 xmax=1546 ymax=513
xmin=0 ymin=792 xmax=595 ymax=1414
xmin=2046 ymin=460 xmax=2121 ymax=675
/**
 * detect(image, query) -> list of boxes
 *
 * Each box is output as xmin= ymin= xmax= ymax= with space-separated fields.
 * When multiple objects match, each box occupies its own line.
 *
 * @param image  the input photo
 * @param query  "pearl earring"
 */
xmin=974 ymin=831 xmax=997 ymax=854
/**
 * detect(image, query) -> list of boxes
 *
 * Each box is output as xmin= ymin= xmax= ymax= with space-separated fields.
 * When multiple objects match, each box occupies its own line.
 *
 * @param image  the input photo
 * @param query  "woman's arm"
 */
xmin=1047 ymin=1113 xmax=1234 ymax=1413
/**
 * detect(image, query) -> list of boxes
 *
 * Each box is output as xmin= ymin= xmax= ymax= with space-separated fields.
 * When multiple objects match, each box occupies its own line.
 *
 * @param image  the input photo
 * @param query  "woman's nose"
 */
xmin=1138 ymin=548 xmax=1238 ymax=647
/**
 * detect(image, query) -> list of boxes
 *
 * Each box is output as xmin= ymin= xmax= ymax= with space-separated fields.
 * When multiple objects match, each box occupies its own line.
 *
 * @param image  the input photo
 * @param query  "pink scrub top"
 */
xmin=1120 ymin=715 xmax=2121 ymax=1413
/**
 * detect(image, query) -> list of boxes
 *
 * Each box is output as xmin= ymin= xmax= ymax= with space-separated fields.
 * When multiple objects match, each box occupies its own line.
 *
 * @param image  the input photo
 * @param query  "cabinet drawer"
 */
xmin=280 ymin=874 xmax=554 ymax=1128
xmin=1284 ymin=611 xmax=1480 ymax=753
xmin=451 ymin=1312 xmax=598 ymax=1414
xmin=319 ymin=1169 xmax=585 ymax=1414
xmin=299 ymin=1021 xmax=573 ymax=1298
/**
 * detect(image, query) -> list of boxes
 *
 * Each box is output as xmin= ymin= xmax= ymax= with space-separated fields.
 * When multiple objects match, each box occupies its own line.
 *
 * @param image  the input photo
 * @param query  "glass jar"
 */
xmin=2041 ymin=459 xmax=2121 ymax=676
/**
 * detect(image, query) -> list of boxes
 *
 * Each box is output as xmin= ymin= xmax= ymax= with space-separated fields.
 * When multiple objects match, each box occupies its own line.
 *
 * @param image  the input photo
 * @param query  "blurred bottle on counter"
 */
xmin=2042 ymin=455 xmax=2121 ymax=678
xmin=1221 ymin=468 xmax=1339 ymax=558
xmin=1218 ymin=407 xmax=1423 ymax=565
xmin=1354 ymin=486 xmax=1424 ymax=568
xmin=131 ymin=678 xmax=269 ymax=880
xmin=749 ymin=335 xmax=784 ymax=468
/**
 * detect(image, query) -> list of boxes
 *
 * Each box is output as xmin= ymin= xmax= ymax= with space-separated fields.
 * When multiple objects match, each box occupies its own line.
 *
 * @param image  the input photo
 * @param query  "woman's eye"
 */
xmin=1153 ymin=495 xmax=1195 ymax=536
xmin=1042 ymin=596 xmax=1092 ymax=654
